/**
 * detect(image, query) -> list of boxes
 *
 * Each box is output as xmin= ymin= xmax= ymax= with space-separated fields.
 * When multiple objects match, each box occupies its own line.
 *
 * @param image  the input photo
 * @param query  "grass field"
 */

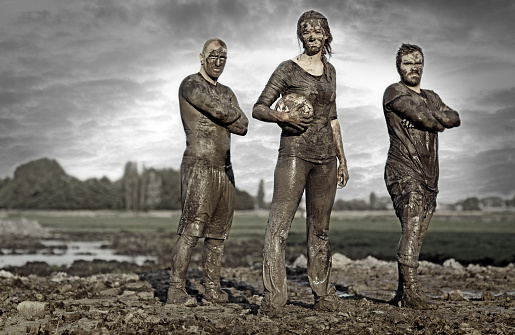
xmin=7 ymin=209 xmax=515 ymax=266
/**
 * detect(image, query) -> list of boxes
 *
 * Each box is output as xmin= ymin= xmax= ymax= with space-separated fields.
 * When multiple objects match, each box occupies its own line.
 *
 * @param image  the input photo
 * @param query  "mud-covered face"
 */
xmin=200 ymin=43 xmax=227 ymax=80
xmin=400 ymin=51 xmax=424 ymax=87
xmin=300 ymin=19 xmax=326 ymax=56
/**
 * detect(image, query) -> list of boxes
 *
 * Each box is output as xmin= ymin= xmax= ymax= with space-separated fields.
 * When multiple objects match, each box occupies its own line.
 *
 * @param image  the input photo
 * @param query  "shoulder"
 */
xmin=325 ymin=60 xmax=336 ymax=73
xmin=180 ymin=73 xmax=203 ymax=89
xmin=215 ymin=81 xmax=234 ymax=95
xmin=421 ymin=88 xmax=440 ymax=99
xmin=383 ymin=82 xmax=410 ymax=105
xmin=274 ymin=60 xmax=296 ymax=72
xmin=384 ymin=82 xmax=412 ymax=96
xmin=385 ymin=82 xmax=404 ymax=92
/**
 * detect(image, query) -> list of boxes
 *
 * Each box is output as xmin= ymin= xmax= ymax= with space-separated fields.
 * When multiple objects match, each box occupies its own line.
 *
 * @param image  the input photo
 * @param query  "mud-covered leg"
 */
xmin=392 ymin=191 xmax=434 ymax=309
xmin=167 ymin=234 xmax=199 ymax=306
xmin=203 ymin=238 xmax=228 ymax=303
xmin=261 ymin=157 xmax=308 ymax=316
xmin=305 ymin=159 xmax=344 ymax=312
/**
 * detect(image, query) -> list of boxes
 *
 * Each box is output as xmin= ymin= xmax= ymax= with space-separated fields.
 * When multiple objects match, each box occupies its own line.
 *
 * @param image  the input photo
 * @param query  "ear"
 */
xmin=199 ymin=53 xmax=204 ymax=65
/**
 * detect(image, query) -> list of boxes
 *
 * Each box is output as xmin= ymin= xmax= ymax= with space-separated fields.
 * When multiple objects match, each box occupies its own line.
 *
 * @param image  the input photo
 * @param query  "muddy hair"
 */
xmin=396 ymin=43 xmax=424 ymax=74
xmin=202 ymin=38 xmax=227 ymax=54
xmin=297 ymin=10 xmax=333 ymax=58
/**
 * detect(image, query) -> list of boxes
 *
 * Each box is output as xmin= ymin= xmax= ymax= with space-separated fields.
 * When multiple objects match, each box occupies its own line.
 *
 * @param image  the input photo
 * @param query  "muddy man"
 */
xmin=167 ymin=38 xmax=248 ymax=306
xmin=383 ymin=43 xmax=460 ymax=308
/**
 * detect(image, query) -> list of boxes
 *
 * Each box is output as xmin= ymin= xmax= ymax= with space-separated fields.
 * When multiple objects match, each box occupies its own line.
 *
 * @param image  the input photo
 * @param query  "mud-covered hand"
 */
xmin=280 ymin=104 xmax=313 ymax=131
xmin=337 ymin=162 xmax=349 ymax=189
xmin=401 ymin=118 xmax=414 ymax=129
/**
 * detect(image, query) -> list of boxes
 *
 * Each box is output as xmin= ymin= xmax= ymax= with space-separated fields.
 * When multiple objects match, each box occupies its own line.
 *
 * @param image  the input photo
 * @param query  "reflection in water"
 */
xmin=0 ymin=240 xmax=157 ymax=267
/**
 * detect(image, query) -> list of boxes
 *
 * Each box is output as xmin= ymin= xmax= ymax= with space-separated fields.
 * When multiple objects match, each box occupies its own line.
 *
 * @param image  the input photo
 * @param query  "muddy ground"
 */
xmin=1 ymin=229 xmax=514 ymax=334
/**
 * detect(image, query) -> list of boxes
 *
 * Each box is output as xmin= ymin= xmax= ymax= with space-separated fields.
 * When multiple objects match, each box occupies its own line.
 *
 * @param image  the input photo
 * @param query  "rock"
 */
xmin=443 ymin=259 xmax=465 ymax=272
xmin=99 ymin=288 xmax=121 ymax=297
xmin=443 ymin=290 xmax=465 ymax=301
xmin=481 ymin=291 xmax=496 ymax=301
xmin=17 ymin=301 xmax=48 ymax=320
xmin=0 ymin=218 xmax=49 ymax=237
xmin=0 ymin=270 xmax=15 ymax=278
xmin=292 ymin=254 xmax=307 ymax=268
xmin=332 ymin=253 xmax=353 ymax=269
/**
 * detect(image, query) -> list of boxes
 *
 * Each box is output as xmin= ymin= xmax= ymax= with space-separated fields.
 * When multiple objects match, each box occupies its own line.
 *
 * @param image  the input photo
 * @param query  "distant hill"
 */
xmin=0 ymin=158 xmax=255 ymax=210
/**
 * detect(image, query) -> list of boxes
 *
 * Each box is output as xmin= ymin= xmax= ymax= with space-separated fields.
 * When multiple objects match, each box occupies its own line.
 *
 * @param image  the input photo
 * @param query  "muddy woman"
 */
xmin=167 ymin=38 xmax=248 ymax=306
xmin=383 ymin=43 xmax=460 ymax=308
xmin=253 ymin=10 xmax=349 ymax=317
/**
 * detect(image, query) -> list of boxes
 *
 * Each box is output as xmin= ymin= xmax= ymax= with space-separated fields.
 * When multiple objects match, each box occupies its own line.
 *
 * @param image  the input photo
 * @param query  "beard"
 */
xmin=402 ymin=72 xmax=421 ymax=87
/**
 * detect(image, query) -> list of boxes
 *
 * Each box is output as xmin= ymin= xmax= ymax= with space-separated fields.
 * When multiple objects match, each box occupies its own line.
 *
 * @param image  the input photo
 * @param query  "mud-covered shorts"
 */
xmin=385 ymin=163 xmax=438 ymax=219
xmin=178 ymin=157 xmax=235 ymax=239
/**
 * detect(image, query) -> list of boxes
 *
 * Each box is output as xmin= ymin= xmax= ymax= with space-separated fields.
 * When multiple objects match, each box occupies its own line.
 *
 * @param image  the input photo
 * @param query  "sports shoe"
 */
xmin=313 ymin=294 xmax=345 ymax=312
xmin=203 ymin=288 xmax=229 ymax=304
xmin=166 ymin=287 xmax=197 ymax=307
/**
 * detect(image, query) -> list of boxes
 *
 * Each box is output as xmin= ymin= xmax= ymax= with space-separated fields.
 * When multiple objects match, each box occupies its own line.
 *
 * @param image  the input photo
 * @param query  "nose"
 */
xmin=215 ymin=57 xmax=222 ymax=66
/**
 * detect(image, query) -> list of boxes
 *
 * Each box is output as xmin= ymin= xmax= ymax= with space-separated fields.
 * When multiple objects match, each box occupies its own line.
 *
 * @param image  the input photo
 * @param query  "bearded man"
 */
xmin=383 ymin=43 xmax=460 ymax=309
xmin=167 ymin=38 xmax=248 ymax=306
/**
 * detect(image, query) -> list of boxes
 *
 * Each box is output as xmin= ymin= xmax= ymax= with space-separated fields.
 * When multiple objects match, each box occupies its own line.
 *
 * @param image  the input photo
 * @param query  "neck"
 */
xmin=293 ymin=51 xmax=325 ymax=76
xmin=402 ymin=81 xmax=421 ymax=93
xmin=302 ymin=50 xmax=323 ymax=62
xmin=199 ymin=68 xmax=217 ymax=85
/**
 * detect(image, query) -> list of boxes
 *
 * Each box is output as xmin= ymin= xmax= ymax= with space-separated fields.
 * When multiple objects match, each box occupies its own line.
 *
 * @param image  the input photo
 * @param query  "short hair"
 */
xmin=297 ymin=10 xmax=332 ymax=57
xmin=202 ymin=38 xmax=227 ymax=54
xmin=396 ymin=43 xmax=424 ymax=74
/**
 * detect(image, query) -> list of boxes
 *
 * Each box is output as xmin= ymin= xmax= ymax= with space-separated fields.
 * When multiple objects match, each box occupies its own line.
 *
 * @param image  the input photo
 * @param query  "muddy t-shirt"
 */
xmin=255 ymin=60 xmax=338 ymax=163
xmin=179 ymin=73 xmax=241 ymax=167
xmin=383 ymin=82 xmax=448 ymax=191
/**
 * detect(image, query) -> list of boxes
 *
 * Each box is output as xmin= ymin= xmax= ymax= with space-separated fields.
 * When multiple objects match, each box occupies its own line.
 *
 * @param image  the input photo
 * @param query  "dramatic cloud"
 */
xmin=0 ymin=0 xmax=514 ymax=203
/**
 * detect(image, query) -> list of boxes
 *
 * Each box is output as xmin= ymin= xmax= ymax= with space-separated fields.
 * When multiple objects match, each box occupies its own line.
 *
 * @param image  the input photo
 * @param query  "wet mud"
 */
xmin=1 ymin=231 xmax=514 ymax=334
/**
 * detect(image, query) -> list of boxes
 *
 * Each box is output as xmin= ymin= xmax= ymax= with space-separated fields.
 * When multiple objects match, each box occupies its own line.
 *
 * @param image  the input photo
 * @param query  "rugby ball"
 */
xmin=275 ymin=93 xmax=313 ymax=134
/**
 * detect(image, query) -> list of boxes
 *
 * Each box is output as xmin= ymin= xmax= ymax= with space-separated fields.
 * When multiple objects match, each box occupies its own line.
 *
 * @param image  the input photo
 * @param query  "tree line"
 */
xmin=0 ymin=158 xmax=512 ymax=211
xmin=0 ymin=158 xmax=254 ymax=210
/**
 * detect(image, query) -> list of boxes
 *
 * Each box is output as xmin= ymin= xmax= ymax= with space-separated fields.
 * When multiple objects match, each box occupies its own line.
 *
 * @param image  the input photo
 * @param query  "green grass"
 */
xmin=8 ymin=210 xmax=515 ymax=266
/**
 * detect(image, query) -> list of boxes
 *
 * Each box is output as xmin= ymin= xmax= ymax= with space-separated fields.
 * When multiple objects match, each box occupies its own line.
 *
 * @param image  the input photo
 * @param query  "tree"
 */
xmin=461 ymin=197 xmax=481 ymax=211
xmin=370 ymin=192 xmax=377 ymax=210
xmin=235 ymin=189 xmax=255 ymax=210
xmin=122 ymin=162 xmax=139 ymax=210
xmin=257 ymin=179 xmax=265 ymax=209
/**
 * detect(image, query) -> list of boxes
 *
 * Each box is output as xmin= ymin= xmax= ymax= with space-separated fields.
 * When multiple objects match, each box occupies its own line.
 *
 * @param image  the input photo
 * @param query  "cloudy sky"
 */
xmin=1 ymin=0 xmax=514 ymax=203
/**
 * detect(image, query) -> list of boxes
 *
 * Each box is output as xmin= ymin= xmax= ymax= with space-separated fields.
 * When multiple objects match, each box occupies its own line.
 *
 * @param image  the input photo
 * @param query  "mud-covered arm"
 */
xmin=252 ymin=64 xmax=312 ymax=130
xmin=331 ymin=119 xmax=349 ymax=188
xmin=181 ymin=79 xmax=241 ymax=125
xmin=431 ymin=98 xmax=461 ymax=129
xmin=388 ymin=96 xmax=446 ymax=132
xmin=252 ymin=66 xmax=287 ymax=123
xmin=226 ymin=91 xmax=249 ymax=136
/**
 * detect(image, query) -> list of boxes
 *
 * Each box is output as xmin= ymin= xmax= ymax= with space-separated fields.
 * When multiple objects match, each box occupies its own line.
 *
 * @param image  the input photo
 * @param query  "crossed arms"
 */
xmin=388 ymin=95 xmax=461 ymax=132
xmin=181 ymin=78 xmax=248 ymax=136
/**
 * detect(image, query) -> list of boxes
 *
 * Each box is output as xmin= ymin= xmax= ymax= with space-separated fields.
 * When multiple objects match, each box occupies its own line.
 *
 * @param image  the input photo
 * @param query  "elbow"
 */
xmin=239 ymin=120 xmax=249 ymax=136
xmin=452 ymin=113 xmax=461 ymax=127
xmin=235 ymin=126 xmax=248 ymax=136
xmin=252 ymin=104 xmax=266 ymax=120
xmin=446 ymin=111 xmax=461 ymax=128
